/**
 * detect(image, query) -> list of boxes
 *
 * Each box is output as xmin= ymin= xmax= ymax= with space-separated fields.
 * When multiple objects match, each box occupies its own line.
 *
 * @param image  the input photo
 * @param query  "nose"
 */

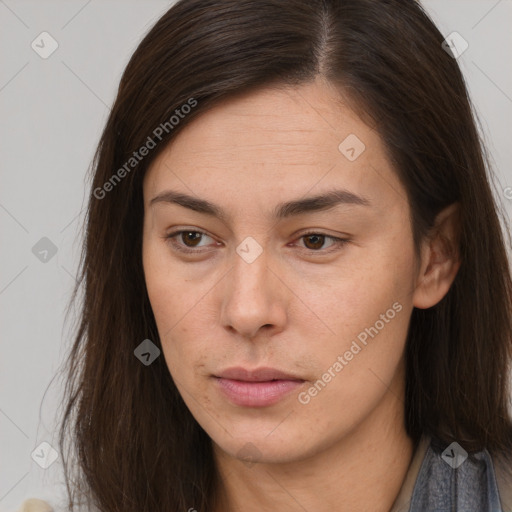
xmin=220 ymin=244 xmax=288 ymax=340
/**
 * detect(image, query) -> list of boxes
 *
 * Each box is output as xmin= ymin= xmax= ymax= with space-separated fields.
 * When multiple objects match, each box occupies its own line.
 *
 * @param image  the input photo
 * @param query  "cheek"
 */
xmin=343 ymin=230 xmax=415 ymax=314
xmin=144 ymin=268 xmax=176 ymax=337
xmin=143 ymin=243 xmax=185 ymax=359
xmin=300 ymin=281 xmax=411 ymax=427
xmin=144 ymin=238 xmax=190 ymax=329
xmin=143 ymin=253 xmax=214 ymax=378
xmin=312 ymin=262 xmax=410 ymax=340
xmin=304 ymin=239 xmax=415 ymax=376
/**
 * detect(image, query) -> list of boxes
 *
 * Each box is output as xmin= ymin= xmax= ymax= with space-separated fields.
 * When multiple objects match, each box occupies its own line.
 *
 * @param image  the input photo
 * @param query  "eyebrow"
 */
xmin=149 ymin=188 xmax=371 ymax=220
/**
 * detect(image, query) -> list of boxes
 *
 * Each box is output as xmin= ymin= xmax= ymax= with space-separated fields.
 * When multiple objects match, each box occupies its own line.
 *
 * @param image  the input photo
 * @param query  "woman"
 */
xmin=28 ymin=0 xmax=512 ymax=510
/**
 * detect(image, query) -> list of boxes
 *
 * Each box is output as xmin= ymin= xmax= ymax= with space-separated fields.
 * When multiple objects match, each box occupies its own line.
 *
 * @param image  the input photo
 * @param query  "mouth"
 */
xmin=213 ymin=367 xmax=306 ymax=407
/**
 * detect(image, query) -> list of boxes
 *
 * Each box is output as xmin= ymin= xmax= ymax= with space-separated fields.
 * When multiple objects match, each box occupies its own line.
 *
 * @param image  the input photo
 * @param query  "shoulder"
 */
xmin=391 ymin=434 xmax=512 ymax=512
xmin=412 ymin=436 xmax=511 ymax=512
xmin=494 ymin=452 xmax=512 ymax=512
xmin=15 ymin=499 xmax=54 ymax=512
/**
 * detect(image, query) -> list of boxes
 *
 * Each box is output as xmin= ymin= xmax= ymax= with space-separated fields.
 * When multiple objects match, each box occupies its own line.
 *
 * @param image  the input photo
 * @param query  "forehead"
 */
xmin=143 ymin=78 xmax=405 ymax=215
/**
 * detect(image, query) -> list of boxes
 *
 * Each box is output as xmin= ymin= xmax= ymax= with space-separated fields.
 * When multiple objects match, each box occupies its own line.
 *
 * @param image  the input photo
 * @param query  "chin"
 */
xmin=212 ymin=427 xmax=314 ymax=465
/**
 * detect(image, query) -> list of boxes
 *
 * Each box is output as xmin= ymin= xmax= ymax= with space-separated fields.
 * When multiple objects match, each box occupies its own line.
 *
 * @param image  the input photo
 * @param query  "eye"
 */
xmin=165 ymin=230 xmax=217 ymax=254
xmin=296 ymin=232 xmax=349 ymax=253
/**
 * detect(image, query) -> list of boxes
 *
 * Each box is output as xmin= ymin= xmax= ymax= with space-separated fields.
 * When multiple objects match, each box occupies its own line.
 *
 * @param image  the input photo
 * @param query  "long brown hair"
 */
xmin=56 ymin=0 xmax=512 ymax=510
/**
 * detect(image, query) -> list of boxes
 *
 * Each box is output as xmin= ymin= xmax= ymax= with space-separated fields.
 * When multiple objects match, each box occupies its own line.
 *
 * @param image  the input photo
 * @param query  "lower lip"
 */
xmin=214 ymin=377 xmax=305 ymax=407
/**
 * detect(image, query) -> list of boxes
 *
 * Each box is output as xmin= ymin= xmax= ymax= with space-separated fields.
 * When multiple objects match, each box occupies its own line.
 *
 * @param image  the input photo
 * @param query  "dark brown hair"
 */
xmin=55 ymin=0 xmax=512 ymax=510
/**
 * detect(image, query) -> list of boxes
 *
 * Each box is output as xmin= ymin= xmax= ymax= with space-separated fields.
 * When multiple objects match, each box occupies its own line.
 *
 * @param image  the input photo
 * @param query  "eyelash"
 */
xmin=164 ymin=229 xmax=350 ymax=255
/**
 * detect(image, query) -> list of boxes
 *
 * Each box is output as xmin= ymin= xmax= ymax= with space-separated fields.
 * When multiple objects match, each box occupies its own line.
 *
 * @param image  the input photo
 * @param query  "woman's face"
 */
xmin=142 ymin=77 xmax=421 ymax=465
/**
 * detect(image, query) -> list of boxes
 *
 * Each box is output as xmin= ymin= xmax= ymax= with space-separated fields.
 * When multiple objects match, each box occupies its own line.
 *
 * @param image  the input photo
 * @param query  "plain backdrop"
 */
xmin=1 ymin=1 xmax=511 ymax=510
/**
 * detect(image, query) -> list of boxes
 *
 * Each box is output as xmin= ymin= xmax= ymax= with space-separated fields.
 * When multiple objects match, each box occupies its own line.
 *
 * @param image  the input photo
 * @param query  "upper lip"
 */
xmin=215 ymin=366 xmax=305 ymax=382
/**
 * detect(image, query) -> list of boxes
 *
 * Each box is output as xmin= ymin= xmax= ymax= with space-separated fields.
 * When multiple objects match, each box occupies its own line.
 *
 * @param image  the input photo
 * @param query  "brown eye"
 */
xmin=297 ymin=233 xmax=350 ymax=253
xmin=165 ymin=230 xmax=216 ymax=254
xmin=302 ymin=234 xmax=326 ymax=250
xmin=181 ymin=231 xmax=203 ymax=247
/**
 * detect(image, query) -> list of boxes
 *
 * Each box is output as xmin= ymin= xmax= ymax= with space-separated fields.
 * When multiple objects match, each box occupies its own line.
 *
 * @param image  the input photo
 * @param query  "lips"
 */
xmin=213 ymin=366 xmax=306 ymax=407
xmin=215 ymin=366 xmax=305 ymax=382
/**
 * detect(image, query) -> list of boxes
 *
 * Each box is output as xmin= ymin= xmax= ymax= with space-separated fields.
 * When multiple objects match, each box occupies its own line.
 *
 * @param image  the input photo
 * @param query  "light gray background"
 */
xmin=1 ymin=1 xmax=511 ymax=510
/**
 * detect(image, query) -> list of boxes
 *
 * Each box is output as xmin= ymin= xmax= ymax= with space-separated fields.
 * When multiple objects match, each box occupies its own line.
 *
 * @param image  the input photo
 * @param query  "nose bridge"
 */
xmin=221 ymin=240 xmax=285 ymax=337
xmin=231 ymin=242 xmax=271 ymax=302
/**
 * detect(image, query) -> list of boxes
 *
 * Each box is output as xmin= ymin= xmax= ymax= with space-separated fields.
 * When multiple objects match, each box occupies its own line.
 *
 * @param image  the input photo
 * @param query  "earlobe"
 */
xmin=412 ymin=203 xmax=462 ymax=310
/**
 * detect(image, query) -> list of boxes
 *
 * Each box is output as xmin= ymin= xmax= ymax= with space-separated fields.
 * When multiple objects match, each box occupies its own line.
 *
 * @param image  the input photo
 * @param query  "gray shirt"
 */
xmin=391 ymin=435 xmax=512 ymax=512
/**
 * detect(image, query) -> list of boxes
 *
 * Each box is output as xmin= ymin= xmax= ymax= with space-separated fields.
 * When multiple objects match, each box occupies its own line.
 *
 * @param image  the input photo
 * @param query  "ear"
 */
xmin=413 ymin=202 xmax=461 ymax=309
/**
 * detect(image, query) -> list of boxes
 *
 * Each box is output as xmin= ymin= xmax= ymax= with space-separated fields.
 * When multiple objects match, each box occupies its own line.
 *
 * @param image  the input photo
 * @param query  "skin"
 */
xmin=142 ymin=76 xmax=460 ymax=512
